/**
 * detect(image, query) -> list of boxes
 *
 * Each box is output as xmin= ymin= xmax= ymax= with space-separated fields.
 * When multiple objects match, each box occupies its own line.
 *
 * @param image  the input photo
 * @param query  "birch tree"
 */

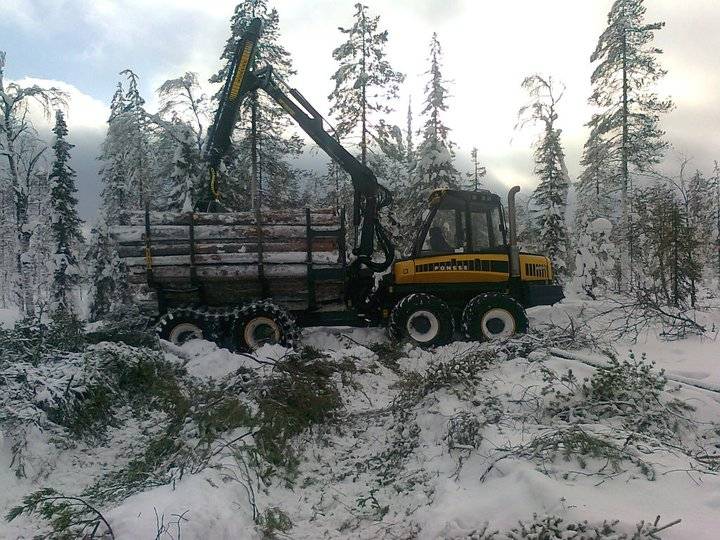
xmin=0 ymin=51 xmax=66 ymax=316
xmin=154 ymin=72 xmax=209 ymax=211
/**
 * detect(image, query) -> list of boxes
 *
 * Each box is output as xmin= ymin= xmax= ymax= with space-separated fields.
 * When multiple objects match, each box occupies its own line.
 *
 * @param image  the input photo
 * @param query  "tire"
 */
xmin=389 ymin=293 xmax=455 ymax=348
xmin=462 ymin=293 xmax=528 ymax=341
xmin=156 ymin=308 xmax=217 ymax=346
xmin=233 ymin=301 xmax=300 ymax=352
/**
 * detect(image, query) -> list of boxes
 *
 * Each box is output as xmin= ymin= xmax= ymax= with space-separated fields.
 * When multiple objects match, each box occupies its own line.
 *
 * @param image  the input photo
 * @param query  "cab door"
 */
xmin=395 ymin=197 xmax=510 ymax=285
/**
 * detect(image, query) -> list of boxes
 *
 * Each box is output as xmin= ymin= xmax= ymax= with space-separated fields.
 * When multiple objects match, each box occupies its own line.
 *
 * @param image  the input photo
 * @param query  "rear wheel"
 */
xmin=156 ymin=308 xmax=216 ymax=346
xmin=233 ymin=302 xmax=299 ymax=352
xmin=389 ymin=293 xmax=455 ymax=348
xmin=462 ymin=293 xmax=528 ymax=341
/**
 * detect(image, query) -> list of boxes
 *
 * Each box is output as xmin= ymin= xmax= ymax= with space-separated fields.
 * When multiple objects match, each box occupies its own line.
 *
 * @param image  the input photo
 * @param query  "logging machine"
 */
xmin=112 ymin=18 xmax=563 ymax=350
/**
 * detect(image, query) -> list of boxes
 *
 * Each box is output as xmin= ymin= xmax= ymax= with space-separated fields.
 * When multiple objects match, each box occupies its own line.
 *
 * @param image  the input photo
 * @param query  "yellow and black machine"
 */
xmin=122 ymin=18 xmax=563 ymax=350
xmin=383 ymin=186 xmax=562 ymax=346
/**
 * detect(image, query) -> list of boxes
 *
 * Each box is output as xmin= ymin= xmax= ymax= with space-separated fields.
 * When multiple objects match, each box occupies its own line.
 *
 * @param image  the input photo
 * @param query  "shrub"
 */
xmin=85 ymin=304 xmax=157 ymax=348
xmin=254 ymin=350 xmax=343 ymax=468
xmin=446 ymin=411 xmax=483 ymax=451
xmin=542 ymin=352 xmax=694 ymax=441
xmin=6 ymin=488 xmax=114 ymax=539
xmin=396 ymin=347 xmax=496 ymax=404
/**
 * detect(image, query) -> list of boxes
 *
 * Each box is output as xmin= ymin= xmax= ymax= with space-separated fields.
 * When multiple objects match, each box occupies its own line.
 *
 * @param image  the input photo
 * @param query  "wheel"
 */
xmin=462 ymin=293 xmax=528 ymax=341
xmin=233 ymin=301 xmax=300 ymax=352
xmin=389 ymin=293 xmax=455 ymax=348
xmin=156 ymin=308 xmax=216 ymax=346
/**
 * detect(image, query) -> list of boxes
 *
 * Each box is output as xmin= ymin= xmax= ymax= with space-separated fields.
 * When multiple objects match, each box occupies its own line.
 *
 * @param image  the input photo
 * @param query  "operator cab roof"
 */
xmin=428 ymin=188 xmax=502 ymax=209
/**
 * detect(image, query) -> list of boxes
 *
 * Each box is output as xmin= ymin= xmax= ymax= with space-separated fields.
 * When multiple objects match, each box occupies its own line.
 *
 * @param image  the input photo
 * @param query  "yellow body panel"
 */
xmin=394 ymin=253 xmax=509 ymax=285
xmin=519 ymin=254 xmax=554 ymax=281
xmin=394 ymin=253 xmax=552 ymax=285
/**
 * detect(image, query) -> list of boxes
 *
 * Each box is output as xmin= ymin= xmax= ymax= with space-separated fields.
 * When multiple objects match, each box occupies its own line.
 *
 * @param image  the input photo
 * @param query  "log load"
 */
xmin=110 ymin=208 xmax=347 ymax=316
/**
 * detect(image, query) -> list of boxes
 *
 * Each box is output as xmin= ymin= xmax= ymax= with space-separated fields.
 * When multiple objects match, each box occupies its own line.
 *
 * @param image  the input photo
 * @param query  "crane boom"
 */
xmin=204 ymin=18 xmax=394 ymax=272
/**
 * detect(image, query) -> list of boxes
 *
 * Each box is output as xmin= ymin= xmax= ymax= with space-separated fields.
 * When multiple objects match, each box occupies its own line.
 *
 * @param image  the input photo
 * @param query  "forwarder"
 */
xmin=111 ymin=18 xmax=563 ymax=350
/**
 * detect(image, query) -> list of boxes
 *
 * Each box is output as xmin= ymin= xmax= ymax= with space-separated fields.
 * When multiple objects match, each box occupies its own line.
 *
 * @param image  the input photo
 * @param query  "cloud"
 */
xmin=5 ymin=0 xmax=719 ymax=220
xmin=6 ymin=77 xmax=108 ymax=220
xmin=13 ymin=77 xmax=109 ymax=132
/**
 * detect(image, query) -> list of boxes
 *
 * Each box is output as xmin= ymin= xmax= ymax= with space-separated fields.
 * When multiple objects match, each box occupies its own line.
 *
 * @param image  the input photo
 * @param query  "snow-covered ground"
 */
xmin=2 ymin=298 xmax=720 ymax=539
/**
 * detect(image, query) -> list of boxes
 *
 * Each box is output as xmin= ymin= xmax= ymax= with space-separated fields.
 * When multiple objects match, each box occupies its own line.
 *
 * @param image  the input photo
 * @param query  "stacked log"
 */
xmin=110 ymin=209 xmax=347 ymax=315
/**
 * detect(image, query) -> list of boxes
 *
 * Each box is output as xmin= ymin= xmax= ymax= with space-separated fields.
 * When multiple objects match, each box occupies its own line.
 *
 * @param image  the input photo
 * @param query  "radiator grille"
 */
xmin=525 ymin=263 xmax=548 ymax=278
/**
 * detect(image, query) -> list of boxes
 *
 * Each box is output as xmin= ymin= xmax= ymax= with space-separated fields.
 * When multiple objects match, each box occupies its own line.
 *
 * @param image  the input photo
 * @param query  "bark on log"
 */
xmin=127 ymin=264 xmax=341 ymax=281
xmin=111 ymin=224 xmax=340 ymax=244
xmin=122 ymin=251 xmax=340 ymax=267
xmin=121 ymin=209 xmax=338 ymax=227
xmin=117 ymin=238 xmax=339 ymax=257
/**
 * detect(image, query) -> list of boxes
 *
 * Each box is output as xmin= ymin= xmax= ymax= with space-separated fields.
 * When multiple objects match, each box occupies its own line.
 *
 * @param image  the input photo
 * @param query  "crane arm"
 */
xmin=204 ymin=18 xmax=394 ymax=272
xmin=204 ymin=18 xmax=262 ymax=186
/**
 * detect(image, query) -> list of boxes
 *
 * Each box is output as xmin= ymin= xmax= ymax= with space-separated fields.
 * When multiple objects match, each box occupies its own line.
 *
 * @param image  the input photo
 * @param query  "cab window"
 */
xmin=470 ymin=207 xmax=502 ymax=249
xmin=422 ymin=208 xmax=466 ymax=255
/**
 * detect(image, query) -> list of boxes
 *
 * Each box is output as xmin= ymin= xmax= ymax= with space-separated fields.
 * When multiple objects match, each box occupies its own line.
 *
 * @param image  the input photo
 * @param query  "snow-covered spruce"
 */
xmin=576 ymin=0 xmax=673 ymax=287
xmin=517 ymin=75 xmax=570 ymax=281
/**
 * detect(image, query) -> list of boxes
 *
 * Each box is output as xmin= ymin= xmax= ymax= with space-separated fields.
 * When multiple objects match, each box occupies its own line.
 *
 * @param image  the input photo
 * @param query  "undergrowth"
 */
xmin=447 ymin=513 xmax=680 ymax=539
xmin=3 ymin=340 xmax=344 ymax=536
xmin=541 ymin=352 xmax=694 ymax=442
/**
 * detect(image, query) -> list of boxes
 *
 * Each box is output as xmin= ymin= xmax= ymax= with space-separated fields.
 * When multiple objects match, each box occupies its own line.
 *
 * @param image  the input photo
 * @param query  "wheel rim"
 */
xmin=406 ymin=310 xmax=440 ymax=343
xmin=244 ymin=316 xmax=281 ymax=349
xmin=481 ymin=308 xmax=516 ymax=340
xmin=168 ymin=322 xmax=203 ymax=345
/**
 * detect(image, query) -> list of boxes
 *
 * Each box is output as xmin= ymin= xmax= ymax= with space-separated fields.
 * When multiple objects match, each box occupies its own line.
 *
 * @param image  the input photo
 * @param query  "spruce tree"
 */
xmin=574 ymin=218 xmax=615 ymax=299
xmin=577 ymin=0 xmax=673 ymax=287
xmin=517 ymin=75 xmax=570 ymax=279
xmin=99 ymin=82 xmax=131 ymax=223
xmin=48 ymin=110 xmax=83 ymax=312
xmin=167 ymin=127 xmax=203 ymax=212
xmin=712 ymin=162 xmax=720 ymax=285
xmin=404 ymin=33 xmax=458 ymax=228
xmin=119 ymin=69 xmax=152 ymax=209
xmin=328 ymin=2 xmax=404 ymax=165
xmin=210 ymin=0 xmax=303 ymax=210
xmin=405 ymin=96 xmax=414 ymax=165
xmin=86 ymin=214 xmax=129 ymax=321
xmin=466 ymin=147 xmax=486 ymax=192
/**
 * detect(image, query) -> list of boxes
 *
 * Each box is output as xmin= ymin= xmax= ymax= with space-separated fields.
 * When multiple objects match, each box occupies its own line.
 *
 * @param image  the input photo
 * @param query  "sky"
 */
xmin=2 ymin=0 xmax=719 ymax=220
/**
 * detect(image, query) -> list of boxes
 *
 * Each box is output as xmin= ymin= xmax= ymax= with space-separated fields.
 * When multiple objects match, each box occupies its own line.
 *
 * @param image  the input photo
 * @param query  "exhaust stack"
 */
xmin=507 ymin=186 xmax=521 ymax=279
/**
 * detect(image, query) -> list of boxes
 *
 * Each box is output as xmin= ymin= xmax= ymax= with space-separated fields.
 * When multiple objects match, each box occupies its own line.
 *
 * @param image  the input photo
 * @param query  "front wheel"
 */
xmin=389 ymin=293 xmax=455 ymax=348
xmin=462 ymin=293 xmax=528 ymax=341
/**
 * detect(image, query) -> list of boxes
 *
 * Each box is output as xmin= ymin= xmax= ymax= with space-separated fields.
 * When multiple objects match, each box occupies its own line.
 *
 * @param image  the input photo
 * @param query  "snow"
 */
xmin=588 ymin=217 xmax=611 ymax=235
xmin=0 ymin=308 xmax=20 ymax=328
xmin=168 ymin=339 xmax=263 ymax=379
xmin=107 ymin=471 xmax=256 ymax=539
xmin=4 ymin=298 xmax=720 ymax=538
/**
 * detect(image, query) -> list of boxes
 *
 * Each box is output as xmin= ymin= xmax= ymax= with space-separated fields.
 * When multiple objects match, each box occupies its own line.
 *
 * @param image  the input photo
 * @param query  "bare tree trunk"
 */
xmin=251 ymin=91 xmax=259 ymax=211
xmin=672 ymin=207 xmax=679 ymax=307
xmin=621 ymin=28 xmax=631 ymax=292
xmin=716 ymin=180 xmax=720 ymax=289
xmin=3 ymin=108 xmax=35 ymax=318
xmin=360 ymin=9 xmax=367 ymax=167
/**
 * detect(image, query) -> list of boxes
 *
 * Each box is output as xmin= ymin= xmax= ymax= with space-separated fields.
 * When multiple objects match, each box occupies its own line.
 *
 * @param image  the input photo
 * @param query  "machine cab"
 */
xmin=411 ymin=189 xmax=508 ymax=257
